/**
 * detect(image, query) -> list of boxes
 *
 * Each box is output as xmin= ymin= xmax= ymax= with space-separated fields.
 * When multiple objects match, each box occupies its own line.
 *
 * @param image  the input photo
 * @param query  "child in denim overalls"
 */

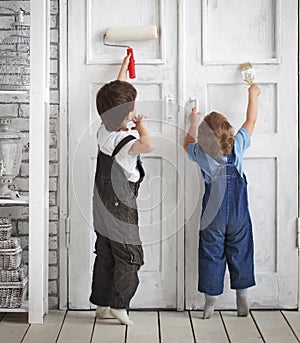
xmin=90 ymin=54 xmax=154 ymax=325
xmin=184 ymin=83 xmax=260 ymax=319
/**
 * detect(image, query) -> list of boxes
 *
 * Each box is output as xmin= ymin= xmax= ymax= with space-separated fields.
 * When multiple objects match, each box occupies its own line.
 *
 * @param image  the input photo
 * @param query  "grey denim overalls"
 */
xmin=198 ymin=149 xmax=255 ymax=296
xmin=90 ymin=135 xmax=145 ymax=309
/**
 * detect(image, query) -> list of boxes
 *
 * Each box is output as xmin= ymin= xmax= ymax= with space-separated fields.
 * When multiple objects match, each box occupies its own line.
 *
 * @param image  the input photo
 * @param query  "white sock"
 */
xmin=96 ymin=306 xmax=114 ymax=319
xmin=203 ymin=294 xmax=218 ymax=319
xmin=110 ymin=308 xmax=134 ymax=325
xmin=236 ymin=289 xmax=249 ymax=317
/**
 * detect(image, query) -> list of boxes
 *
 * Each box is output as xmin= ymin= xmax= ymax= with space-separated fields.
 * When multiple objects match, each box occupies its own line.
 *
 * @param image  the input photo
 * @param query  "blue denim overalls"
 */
xmin=198 ymin=149 xmax=255 ymax=296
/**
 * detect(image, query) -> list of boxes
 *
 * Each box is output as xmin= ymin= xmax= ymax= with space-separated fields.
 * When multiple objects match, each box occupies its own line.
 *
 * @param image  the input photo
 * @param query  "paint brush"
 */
xmin=240 ymin=62 xmax=255 ymax=85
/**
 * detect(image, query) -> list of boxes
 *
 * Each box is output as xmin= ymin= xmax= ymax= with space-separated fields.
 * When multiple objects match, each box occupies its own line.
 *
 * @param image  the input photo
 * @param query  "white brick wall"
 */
xmin=0 ymin=0 xmax=60 ymax=309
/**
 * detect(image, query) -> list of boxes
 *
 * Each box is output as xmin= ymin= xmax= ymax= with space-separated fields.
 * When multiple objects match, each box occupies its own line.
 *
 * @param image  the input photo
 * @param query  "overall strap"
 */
xmin=227 ymin=148 xmax=235 ymax=164
xmin=112 ymin=135 xmax=136 ymax=157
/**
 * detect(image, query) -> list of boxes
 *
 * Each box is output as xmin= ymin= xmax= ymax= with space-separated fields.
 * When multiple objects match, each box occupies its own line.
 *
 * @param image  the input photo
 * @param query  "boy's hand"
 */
xmin=117 ymin=53 xmax=131 ymax=81
xmin=133 ymin=114 xmax=147 ymax=126
xmin=248 ymin=83 xmax=261 ymax=97
xmin=189 ymin=108 xmax=201 ymax=125
xmin=122 ymin=53 xmax=131 ymax=69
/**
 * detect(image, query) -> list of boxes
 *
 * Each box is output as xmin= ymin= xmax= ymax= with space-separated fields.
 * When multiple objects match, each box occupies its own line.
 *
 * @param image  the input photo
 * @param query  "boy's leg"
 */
xmin=203 ymin=294 xmax=218 ymax=319
xmin=109 ymin=241 xmax=143 ymax=324
xmin=225 ymin=217 xmax=255 ymax=291
xmin=89 ymin=232 xmax=115 ymax=307
xmin=236 ymin=288 xmax=249 ymax=317
xmin=198 ymin=227 xmax=226 ymax=296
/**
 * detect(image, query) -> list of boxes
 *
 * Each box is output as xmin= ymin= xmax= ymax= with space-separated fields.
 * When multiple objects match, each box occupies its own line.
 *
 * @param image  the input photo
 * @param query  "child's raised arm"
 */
xmin=184 ymin=108 xmax=201 ymax=151
xmin=129 ymin=115 xmax=154 ymax=154
xmin=117 ymin=54 xmax=131 ymax=81
xmin=242 ymin=83 xmax=261 ymax=136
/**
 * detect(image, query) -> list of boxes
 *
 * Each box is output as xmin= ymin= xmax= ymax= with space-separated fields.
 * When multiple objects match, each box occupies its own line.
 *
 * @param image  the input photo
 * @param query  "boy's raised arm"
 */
xmin=117 ymin=54 xmax=131 ymax=81
xmin=184 ymin=108 xmax=201 ymax=151
xmin=242 ymin=83 xmax=261 ymax=136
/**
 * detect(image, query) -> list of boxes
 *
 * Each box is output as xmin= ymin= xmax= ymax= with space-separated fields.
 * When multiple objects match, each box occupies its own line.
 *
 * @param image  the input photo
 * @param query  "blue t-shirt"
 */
xmin=187 ymin=127 xmax=250 ymax=182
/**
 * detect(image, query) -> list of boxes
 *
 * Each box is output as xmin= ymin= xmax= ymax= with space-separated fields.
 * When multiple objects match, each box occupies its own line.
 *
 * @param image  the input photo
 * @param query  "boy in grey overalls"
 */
xmin=90 ymin=54 xmax=154 ymax=325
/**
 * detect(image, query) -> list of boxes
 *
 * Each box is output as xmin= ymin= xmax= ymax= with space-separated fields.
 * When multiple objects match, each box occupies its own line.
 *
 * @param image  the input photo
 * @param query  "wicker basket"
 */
xmin=0 ymin=225 xmax=12 ymax=241
xmin=0 ymin=264 xmax=27 ymax=282
xmin=0 ymin=218 xmax=12 ymax=241
xmin=0 ymin=246 xmax=22 ymax=270
xmin=0 ymin=237 xmax=20 ymax=250
xmin=0 ymin=278 xmax=28 ymax=308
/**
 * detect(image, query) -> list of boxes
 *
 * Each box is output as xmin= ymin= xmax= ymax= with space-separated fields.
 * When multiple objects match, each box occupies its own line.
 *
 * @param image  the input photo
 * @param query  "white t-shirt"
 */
xmin=97 ymin=124 xmax=140 ymax=182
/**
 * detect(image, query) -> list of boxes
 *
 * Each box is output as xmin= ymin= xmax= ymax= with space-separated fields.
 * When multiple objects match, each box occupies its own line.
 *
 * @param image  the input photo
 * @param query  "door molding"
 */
xmin=58 ymin=0 xmax=69 ymax=310
xmin=177 ymin=0 xmax=185 ymax=311
xmin=298 ymin=0 xmax=300 ymax=311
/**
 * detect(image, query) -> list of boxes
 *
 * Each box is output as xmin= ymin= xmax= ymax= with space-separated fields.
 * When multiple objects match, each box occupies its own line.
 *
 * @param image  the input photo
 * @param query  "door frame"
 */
xmin=58 ymin=0 xmax=185 ymax=310
xmin=58 ymin=0 xmax=68 ymax=310
xmin=298 ymin=0 xmax=300 ymax=311
xmin=58 ymin=0 xmax=300 ymax=310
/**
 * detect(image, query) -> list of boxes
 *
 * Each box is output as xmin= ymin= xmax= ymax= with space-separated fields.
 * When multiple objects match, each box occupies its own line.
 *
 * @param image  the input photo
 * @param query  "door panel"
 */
xmin=68 ymin=0 xmax=179 ymax=309
xmin=185 ymin=0 xmax=298 ymax=309
xmin=68 ymin=0 xmax=298 ymax=310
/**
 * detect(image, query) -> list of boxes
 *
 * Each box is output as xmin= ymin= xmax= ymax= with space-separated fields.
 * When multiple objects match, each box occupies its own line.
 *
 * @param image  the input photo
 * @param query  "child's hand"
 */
xmin=133 ymin=114 xmax=147 ymax=125
xmin=117 ymin=53 xmax=131 ymax=81
xmin=189 ymin=108 xmax=201 ymax=125
xmin=248 ymin=83 xmax=261 ymax=97
xmin=122 ymin=53 xmax=131 ymax=68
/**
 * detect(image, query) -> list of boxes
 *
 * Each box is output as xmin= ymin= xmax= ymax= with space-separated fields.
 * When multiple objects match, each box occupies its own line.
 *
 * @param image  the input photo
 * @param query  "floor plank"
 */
xmin=127 ymin=311 xmax=159 ymax=343
xmin=221 ymin=311 xmax=263 ymax=342
xmin=22 ymin=310 xmax=66 ymax=343
xmin=160 ymin=311 xmax=194 ymax=343
xmin=92 ymin=317 xmax=126 ymax=343
xmin=56 ymin=311 xmax=95 ymax=343
xmin=252 ymin=311 xmax=298 ymax=342
xmin=0 ymin=313 xmax=29 ymax=343
xmin=282 ymin=311 xmax=300 ymax=341
xmin=190 ymin=311 xmax=229 ymax=343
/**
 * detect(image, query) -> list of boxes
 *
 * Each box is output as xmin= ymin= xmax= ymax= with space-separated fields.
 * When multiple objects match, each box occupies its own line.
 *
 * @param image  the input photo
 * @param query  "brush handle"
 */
xmin=127 ymin=48 xmax=136 ymax=79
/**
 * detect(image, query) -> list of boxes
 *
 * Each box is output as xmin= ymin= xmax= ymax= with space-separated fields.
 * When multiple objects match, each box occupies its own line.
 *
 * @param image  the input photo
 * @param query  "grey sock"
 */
xmin=203 ymin=294 xmax=218 ymax=319
xmin=236 ymin=289 xmax=249 ymax=317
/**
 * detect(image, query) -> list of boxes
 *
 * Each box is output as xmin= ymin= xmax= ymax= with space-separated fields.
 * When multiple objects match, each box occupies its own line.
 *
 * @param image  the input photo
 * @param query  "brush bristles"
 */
xmin=240 ymin=62 xmax=252 ymax=70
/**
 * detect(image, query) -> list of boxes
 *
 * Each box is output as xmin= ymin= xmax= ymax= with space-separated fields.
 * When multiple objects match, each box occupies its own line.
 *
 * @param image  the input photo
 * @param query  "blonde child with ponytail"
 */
xmin=184 ymin=83 xmax=260 ymax=319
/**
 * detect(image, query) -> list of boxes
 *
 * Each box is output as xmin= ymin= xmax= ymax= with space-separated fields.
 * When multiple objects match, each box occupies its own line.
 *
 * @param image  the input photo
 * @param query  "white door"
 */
xmin=184 ymin=0 xmax=299 ymax=308
xmin=68 ymin=0 xmax=180 ymax=309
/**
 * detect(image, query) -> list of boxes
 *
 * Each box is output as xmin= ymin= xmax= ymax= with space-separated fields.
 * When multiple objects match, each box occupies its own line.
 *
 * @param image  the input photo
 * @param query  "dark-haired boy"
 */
xmin=90 ymin=54 xmax=153 ymax=325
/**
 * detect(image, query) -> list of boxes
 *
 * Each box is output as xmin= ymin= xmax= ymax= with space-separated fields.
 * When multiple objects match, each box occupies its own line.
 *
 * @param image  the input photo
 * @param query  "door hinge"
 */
xmin=297 ymin=217 xmax=300 ymax=248
xmin=65 ymin=216 xmax=70 ymax=249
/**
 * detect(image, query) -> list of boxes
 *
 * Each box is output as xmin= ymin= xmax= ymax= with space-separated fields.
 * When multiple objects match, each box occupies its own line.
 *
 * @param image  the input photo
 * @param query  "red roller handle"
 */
xmin=127 ymin=48 xmax=136 ymax=79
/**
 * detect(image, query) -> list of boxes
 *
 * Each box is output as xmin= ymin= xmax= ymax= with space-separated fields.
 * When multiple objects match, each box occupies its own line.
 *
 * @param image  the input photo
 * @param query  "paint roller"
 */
xmin=103 ymin=25 xmax=158 ymax=79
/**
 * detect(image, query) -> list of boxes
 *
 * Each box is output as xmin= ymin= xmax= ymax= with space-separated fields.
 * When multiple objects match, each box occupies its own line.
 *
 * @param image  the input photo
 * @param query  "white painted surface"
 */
xmin=68 ymin=0 xmax=179 ymax=309
xmin=29 ymin=0 xmax=50 ymax=323
xmin=202 ymin=0 xmax=280 ymax=64
xmin=185 ymin=0 xmax=298 ymax=309
xmin=56 ymin=311 xmax=95 ymax=343
xmin=221 ymin=311 xmax=263 ymax=342
xmin=126 ymin=312 xmax=159 ymax=342
xmin=159 ymin=312 xmax=194 ymax=342
xmin=251 ymin=311 xmax=298 ymax=342
xmin=58 ymin=0 xmax=68 ymax=310
xmin=190 ymin=311 xmax=228 ymax=342
xmin=68 ymin=0 xmax=298 ymax=310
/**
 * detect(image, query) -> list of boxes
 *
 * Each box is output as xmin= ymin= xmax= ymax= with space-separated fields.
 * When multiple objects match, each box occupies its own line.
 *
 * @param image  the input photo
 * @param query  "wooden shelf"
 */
xmin=0 ymin=196 xmax=29 ymax=205
xmin=0 ymin=300 xmax=28 ymax=313
xmin=0 ymin=90 xmax=29 ymax=95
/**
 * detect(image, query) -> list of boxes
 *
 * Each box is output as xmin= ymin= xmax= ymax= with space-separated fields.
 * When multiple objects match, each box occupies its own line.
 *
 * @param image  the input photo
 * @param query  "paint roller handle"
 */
xmin=127 ymin=48 xmax=136 ymax=79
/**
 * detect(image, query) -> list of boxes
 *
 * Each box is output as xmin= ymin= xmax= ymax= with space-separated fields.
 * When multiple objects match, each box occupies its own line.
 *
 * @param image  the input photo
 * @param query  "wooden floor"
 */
xmin=0 ymin=310 xmax=300 ymax=343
